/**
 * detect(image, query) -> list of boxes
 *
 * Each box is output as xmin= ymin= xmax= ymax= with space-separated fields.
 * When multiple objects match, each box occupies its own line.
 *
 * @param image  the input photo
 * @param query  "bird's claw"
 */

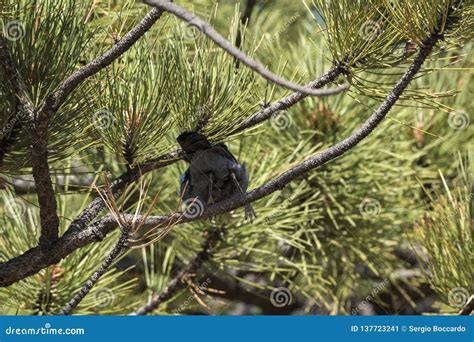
xmin=244 ymin=203 xmax=257 ymax=222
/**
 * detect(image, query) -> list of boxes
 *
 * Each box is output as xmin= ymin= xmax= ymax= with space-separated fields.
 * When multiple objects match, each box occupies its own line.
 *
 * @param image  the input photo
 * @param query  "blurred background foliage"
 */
xmin=0 ymin=0 xmax=472 ymax=315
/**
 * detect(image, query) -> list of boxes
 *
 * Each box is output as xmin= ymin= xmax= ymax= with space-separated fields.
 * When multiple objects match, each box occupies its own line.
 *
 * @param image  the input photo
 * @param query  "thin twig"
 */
xmin=132 ymin=228 xmax=222 ymax=315
xmin=58 ymin=228 xmax=131 ymax=315
xmin=143 ymin=0 xmax=348 ymax=97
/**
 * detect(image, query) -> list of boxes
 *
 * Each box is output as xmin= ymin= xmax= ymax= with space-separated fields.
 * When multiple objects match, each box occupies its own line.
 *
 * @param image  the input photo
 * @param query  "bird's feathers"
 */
xmin=177 ymin=131 xmax=254 ymax=219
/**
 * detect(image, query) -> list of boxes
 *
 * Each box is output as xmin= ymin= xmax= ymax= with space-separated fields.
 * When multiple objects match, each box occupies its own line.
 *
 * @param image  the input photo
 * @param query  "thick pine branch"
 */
xmin=31 ymin=121 xmax=60 ymax=246
xmin=0 ymin=213 xmax=165 ymax=287
xmin=0 ymin=36 xmax=59 ymax=246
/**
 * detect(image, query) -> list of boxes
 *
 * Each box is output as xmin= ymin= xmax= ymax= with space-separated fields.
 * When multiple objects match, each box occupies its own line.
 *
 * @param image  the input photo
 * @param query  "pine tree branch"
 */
xmin=30 ymin=121 xmax=60 ymax=246
xmin=230 ymin=65 xmax=344 ymax=133
xmin=66 ymin=157 xmax=178 ymax=237
xmin=0 ymin=36 xmax=59 ymax=246
xmin=0 ymin=38 xmax=425 ymax=285
xmin=132 ymin=228 xmax=222 ymax=315
xmin=23 ymin=9 xmax=166 ymax=243
xmin=0 ymin=213 xmax=164 ymax=288
xmin=58 ymin=228 xmax=131 ymax=315
xmin=143 ymin=0 xmax=349 ymax=97
xmin=39 ymin=7 xmax=165 ymax=118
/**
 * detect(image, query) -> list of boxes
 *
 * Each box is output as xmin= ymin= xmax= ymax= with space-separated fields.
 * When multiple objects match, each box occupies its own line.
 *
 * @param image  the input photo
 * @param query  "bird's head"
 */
xmin=177 ymin=131 xmax=212 ymax=154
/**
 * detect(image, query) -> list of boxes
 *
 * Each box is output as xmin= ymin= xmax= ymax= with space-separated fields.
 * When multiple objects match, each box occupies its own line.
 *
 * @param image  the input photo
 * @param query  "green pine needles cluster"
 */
xmin=0 ymin=0 xmax=472 ymax=315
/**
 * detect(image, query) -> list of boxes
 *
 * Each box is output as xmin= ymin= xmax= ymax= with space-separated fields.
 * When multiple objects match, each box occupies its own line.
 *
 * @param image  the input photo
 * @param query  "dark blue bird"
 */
xmin=177 ymin=131 xmax=255 ymax=220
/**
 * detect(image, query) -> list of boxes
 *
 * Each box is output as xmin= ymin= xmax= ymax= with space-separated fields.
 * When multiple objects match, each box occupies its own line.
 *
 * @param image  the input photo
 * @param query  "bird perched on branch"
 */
xmin=177 ymin=131 xmax=255 ymax=220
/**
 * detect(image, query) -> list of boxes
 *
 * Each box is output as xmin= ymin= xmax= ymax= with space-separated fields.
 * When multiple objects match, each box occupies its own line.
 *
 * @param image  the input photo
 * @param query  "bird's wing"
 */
xmin=213 ymin=143 xmax=238 ymax=163
xmin=180 ymin=169 xmax=191 ymax=198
